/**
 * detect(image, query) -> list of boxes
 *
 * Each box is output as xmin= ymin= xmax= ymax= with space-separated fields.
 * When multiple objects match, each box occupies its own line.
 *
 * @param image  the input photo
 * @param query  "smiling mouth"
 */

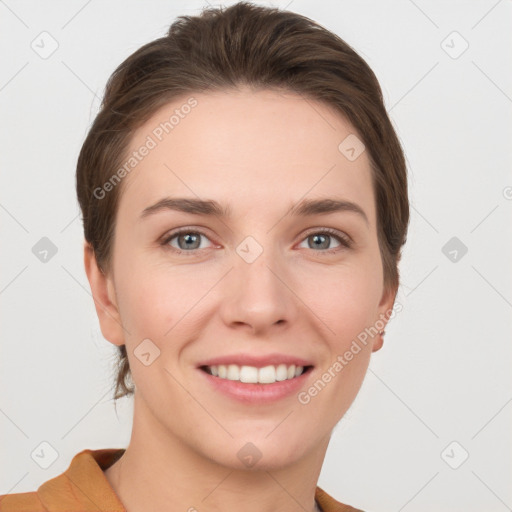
xmin=199 ymin=364 xmax=314 ymax=384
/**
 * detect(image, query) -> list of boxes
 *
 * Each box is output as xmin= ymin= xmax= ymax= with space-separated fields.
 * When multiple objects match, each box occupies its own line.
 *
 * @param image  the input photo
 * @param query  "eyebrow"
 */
xmin=140 ymin=197 xmax=369 ymax=226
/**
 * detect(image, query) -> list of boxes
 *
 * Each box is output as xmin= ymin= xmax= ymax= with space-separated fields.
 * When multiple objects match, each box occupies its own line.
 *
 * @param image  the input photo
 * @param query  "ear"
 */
xmin=83 ymin=241 xmax=125 ymax=347
xmin=371 ymin=283 xmax=398 ymax=353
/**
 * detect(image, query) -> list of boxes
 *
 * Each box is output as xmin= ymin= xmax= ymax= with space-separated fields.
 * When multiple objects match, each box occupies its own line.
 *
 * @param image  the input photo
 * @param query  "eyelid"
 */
xmin=296 ymin=227 xmax=353 ymax=253
xmin=300 ymin=226 xmax=353 ymax=245
xmin=160 ymin=227 xmax=217 ymax=252
xmin=160 ymin=226 xmax=353 ymax=253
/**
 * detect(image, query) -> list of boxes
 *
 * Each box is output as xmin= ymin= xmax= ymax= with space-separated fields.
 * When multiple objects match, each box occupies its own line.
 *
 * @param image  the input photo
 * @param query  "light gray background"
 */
xmin=1 ymin=1 xmax=511 ymax=511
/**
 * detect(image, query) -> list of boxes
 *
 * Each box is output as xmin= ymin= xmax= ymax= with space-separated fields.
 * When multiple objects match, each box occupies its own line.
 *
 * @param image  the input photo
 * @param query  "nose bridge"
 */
xmin=236 ymin=233 xmax=284 ymax=299
xmin=221 ymin=233 xmax=295 ymax=331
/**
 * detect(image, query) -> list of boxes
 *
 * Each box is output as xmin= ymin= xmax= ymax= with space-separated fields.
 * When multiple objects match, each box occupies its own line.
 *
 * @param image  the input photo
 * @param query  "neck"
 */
xmin=104 ymin=395 xmax=330 ymax=512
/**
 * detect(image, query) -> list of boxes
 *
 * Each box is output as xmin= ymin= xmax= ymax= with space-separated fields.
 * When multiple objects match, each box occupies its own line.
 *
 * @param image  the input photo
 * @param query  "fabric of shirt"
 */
xmin=0 ymin=448 xmax=363 ymax=512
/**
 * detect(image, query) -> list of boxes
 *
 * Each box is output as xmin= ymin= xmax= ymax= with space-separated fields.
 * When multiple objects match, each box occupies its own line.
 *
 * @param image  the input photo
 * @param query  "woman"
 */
xmin=0 ymin=2 xmax=408 ymax=511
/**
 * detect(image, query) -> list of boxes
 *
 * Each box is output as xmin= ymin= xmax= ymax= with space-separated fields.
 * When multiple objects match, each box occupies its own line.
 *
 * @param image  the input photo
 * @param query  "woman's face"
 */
xmin=92 ymin=88 xmax=396 ymax=469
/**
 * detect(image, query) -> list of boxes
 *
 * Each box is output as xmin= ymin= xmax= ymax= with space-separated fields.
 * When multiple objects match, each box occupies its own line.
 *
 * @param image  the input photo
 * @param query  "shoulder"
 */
xmin=315 ymin=485 xmax=365 ymax=512
xmin=0 ymin=491 xmax=45 ymax=511
xmin=0 ymin=448 xmax=126 ymax=512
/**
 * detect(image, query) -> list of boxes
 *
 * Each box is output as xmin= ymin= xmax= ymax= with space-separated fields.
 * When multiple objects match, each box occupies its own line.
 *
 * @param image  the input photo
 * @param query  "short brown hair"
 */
xmin=76 ymin=1 xmax=409 ymax=401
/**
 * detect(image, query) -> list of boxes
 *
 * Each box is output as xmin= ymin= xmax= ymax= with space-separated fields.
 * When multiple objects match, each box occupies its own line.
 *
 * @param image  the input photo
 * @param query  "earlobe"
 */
xmin=372 ymin=284 xmax=398 ymax=353
xmin=83 ymin=241 xmax=125 ymax=347
xmin=372 ymin=333 xmax=384 ymax=352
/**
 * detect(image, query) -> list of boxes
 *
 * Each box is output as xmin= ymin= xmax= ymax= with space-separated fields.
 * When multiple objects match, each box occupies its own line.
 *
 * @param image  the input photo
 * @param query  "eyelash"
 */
xmin=160 ymin=227 xmax=352 ymax=256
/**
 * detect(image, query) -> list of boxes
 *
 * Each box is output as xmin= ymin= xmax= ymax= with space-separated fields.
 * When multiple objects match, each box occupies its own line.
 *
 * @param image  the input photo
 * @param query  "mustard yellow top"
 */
xmin=0 ymin=448 xmax=363 ymax=511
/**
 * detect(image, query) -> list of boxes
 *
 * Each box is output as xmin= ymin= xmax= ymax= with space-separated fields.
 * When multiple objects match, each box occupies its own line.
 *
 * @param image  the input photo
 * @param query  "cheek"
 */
xmin=116 ymin=271 xmax=191 ymax=388
xmin=313 ymin=275 xmax=378 ymax=412
xmin=310 ymin=263 xmax=381 ymax=341
xmin=116 ymin=261 xmax=210 ymax=343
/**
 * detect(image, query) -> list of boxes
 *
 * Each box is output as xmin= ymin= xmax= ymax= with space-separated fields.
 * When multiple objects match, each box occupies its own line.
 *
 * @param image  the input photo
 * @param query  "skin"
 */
xmin=85 ymin=87 xmax=397 ymax=512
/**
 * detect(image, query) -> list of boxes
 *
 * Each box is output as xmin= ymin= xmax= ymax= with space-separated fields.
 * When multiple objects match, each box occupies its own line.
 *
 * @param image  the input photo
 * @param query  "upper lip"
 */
xmin=197 ymin=353 xmax=314 ymax=369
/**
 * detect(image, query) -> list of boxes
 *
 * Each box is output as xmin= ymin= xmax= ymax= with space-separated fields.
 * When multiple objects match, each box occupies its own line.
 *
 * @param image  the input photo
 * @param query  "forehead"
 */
xmin=118 ymin=88 xmax=376 ymax=226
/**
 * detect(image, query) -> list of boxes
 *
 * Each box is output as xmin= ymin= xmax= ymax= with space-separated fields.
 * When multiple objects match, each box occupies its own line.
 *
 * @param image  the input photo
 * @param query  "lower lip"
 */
xmin=198 ymin=367 xmax=313 ymax=404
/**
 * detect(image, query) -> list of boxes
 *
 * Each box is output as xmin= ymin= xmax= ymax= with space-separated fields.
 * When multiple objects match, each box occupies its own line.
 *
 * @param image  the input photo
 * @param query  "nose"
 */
xmin=219 ymin=245 xmax=298 ymax=335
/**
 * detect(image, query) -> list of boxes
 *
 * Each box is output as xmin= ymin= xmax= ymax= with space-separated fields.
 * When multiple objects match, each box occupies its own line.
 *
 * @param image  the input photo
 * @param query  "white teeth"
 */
xmin=227 ymin=364 xmax=239 ymax=381
xmin=258 ymin=365 xmax=277 ymax=384
xmin=240 ymin=365 xmax=258 ymax=383
xmin=204 ymin=364 xmax=306 ymax=384
xmin=276 ymin=364 xmax=288 ymax=381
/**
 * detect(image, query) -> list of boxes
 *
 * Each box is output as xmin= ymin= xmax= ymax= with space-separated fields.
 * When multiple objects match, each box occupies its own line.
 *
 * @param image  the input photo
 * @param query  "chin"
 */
xmin=202 ymin=432 xmax=317 ymax=472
